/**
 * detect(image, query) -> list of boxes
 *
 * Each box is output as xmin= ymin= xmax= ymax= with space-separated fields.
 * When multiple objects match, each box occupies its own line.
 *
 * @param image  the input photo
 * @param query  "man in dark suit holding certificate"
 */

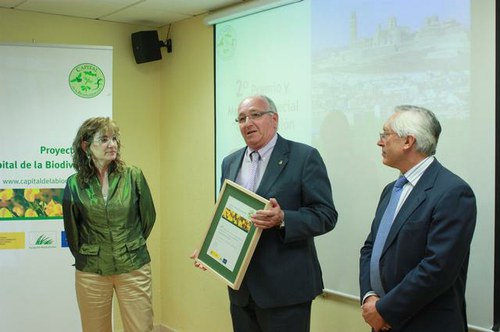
xmin=359 ymin=105 xmax=477 ymax=332
xmin=219 ymin=95 xmax=338 ymax=332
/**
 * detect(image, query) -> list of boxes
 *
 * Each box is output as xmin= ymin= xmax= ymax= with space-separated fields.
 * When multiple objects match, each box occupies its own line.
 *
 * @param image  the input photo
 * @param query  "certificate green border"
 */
xmin=197 ymin=179 xmax=269 ymax=290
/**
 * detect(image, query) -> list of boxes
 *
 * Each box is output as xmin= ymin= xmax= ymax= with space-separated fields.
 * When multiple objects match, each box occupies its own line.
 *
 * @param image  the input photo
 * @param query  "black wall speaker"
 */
xmin=131 ymin=30 xmax=162 ymax=64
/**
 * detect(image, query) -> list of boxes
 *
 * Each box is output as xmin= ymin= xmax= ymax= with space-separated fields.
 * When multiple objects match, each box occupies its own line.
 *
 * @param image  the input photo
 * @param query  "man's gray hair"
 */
xmin=260 ymin=95 xmax=278 ymax=114
xmin=389 ymin=105 xmax=442 ymax=156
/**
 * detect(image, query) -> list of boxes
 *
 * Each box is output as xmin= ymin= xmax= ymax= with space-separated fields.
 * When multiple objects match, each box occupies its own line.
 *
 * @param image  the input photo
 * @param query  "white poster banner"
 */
xmin=0 ymin=43 xmax=112 ymax=332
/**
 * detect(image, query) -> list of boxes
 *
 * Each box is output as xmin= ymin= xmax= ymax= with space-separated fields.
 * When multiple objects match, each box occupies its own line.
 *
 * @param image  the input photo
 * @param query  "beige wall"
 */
xmin=157 ymin=17 xmax=233 ymax=332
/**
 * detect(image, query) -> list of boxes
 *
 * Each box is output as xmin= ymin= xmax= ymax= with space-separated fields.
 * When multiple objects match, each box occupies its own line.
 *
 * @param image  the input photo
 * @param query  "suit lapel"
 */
xmin=255 ymin=135 xmax=289 ymax=196
xmin=382 ymin=160 xmax=442 ymax=253
xmin=227 ymin=148 xmax=246 ymax=182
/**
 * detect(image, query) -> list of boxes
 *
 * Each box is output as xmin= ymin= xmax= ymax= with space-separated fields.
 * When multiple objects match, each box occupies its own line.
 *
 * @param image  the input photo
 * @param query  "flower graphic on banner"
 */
xmin=45 ymin=199 xmax=63 ymax=217
xmin=0 ymin=207 xmax=14 ymax=218
xmin=0 ymin=189 xmax=14 ymax=201
xmin=0 ymin=188 xmax=64 ymax=220
xmin=24 ymin=188 xmax=40 ymax=202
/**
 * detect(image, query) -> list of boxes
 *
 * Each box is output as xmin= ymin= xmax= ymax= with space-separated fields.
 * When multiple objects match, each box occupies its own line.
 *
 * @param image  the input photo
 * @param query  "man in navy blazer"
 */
xmin=359 ymin=105 xmax=476 ymax=332
xmin=221 ymin=95 xmax=338 ymax=332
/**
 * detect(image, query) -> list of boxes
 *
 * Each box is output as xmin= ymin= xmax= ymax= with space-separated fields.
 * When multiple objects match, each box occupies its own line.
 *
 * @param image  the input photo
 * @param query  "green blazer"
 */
xmin=63 ymin=165 xmax=156 ymax=275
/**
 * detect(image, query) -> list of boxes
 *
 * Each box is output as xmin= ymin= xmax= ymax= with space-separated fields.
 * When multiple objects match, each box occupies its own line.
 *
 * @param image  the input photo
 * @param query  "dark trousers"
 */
xmin=230 ymin=297 xmax=312 ymax=332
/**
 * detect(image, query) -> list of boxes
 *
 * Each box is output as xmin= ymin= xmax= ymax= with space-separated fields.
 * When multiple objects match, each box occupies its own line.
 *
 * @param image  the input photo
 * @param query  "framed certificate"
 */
xmin=196 ymin=179 xmax=269 ymax=290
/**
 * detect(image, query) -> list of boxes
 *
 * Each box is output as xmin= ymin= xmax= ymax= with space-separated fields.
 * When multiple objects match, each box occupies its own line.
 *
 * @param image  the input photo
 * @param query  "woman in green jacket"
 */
xmin=63 ymin=117 xmax=156 ymax=332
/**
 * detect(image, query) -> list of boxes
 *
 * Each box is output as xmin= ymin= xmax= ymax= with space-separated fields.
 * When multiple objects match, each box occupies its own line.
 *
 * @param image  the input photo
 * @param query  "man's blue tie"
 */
xmin=370 ymin=175 xmax=408 ymax=296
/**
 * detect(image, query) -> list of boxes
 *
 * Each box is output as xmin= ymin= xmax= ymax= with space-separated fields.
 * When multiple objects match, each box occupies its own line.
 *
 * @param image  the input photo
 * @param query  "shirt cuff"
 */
xmin=362 ymin=291 xmax=378 ymax=304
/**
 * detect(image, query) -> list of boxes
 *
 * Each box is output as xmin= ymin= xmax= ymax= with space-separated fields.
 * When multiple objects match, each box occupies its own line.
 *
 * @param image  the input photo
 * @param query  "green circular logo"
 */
xmin=69 ymin=63 xmax=105 ymax=98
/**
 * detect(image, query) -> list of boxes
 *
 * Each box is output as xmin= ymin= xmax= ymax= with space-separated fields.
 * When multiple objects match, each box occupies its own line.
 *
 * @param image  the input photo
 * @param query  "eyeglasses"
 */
xmin=379 ymin=132 xmax=397 ymax=140
xmin=235 ymin=111 xmax=273 ymax=124
xmin=93 ymin=136 xmax=118 ymax=145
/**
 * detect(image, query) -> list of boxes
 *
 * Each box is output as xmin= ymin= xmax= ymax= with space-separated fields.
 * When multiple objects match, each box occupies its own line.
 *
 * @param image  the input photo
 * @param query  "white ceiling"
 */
xmin=0 ymin=0 xmax=247 ymax=27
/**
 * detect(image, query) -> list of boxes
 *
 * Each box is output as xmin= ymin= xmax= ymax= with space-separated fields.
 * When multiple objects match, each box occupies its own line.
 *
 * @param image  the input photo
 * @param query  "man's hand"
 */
xmin=251 ymin=198 xmax=284 ymax=229
xmin=361 ymin=295 xmax=391 ymax=331
xmin=190 ymin=249 xmax=207 ymax=271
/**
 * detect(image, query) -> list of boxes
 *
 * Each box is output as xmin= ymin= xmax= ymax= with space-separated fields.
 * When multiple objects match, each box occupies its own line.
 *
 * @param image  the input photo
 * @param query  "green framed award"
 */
xmin=196 ymin=179 xmax=269 ymax=290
